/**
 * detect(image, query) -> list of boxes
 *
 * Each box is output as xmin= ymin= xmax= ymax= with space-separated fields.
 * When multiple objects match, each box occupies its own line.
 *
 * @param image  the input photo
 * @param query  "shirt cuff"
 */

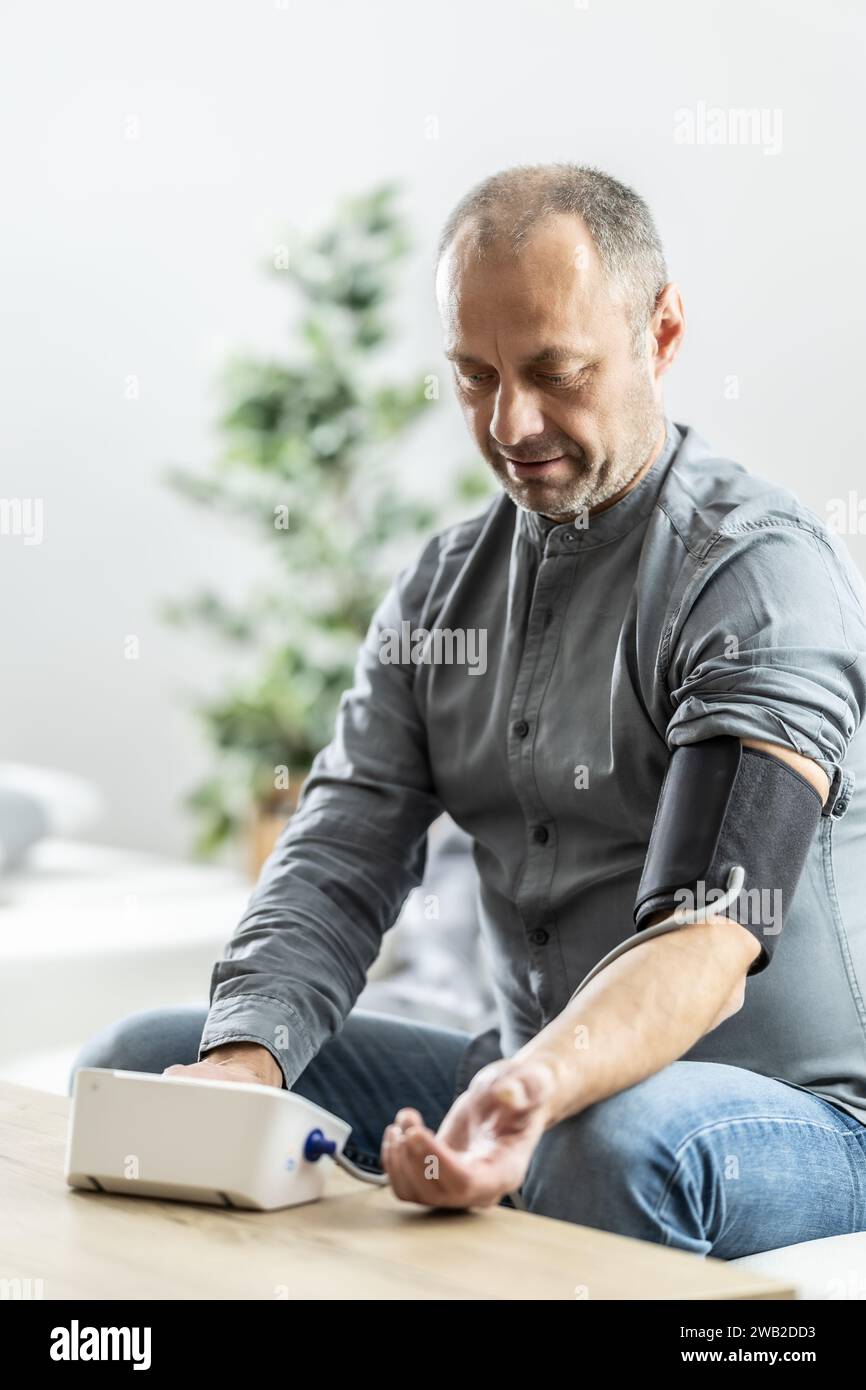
xmin=198 ymin=995 xmax=317 ymax=1091
xmin=665 ymin=698 xmax=838 ymax=784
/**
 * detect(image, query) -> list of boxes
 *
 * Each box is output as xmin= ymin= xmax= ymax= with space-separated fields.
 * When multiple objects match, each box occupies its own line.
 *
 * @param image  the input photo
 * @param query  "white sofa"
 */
xmin=0 ymin=838 xmax=251 ymax=1093
xmin=730 ymin=1232 xmax=866 ymax=1299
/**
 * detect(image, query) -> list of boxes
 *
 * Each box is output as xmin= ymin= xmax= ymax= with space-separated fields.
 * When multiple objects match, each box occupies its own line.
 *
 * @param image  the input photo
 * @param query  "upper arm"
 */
xmin=657 ymin=522 xmax=865 ymax=983
xmin=664 ymin=521 xmax=866 ymax=783
xmin=635 ymin=520 xmax=863 ymax=1014
xmin=739 ymin=737 xmax=830 ymax=805
xmin=635 ymin=731 xmax=827 ymax=995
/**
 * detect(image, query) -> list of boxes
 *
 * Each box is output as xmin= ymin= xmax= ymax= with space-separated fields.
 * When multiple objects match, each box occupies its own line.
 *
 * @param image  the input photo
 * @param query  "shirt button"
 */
xmin=532 ymin=825 xmax=549 ymax=844
xmin=530 ymin=928 xmax=550 ymax=946
xmin=512 ymin=719 xmax=529 ymax=738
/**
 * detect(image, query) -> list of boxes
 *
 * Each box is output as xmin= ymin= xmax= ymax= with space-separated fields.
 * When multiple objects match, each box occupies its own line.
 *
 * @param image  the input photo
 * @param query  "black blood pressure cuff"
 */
xmin=633 ymin=736 xmax=824 ymax=974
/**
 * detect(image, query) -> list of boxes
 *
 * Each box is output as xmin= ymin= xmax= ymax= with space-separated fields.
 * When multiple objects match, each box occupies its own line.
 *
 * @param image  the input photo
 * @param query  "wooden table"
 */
xmin=0 ymin=1081 xmax=794 ymax=1301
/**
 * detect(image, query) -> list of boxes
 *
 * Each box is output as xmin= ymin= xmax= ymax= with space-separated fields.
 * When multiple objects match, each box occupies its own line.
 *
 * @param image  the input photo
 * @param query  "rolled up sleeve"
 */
xmin=663 ymin=521 xmax=866 ymax=782
xmin=198 ymin=542 xmax=444 ymax=1087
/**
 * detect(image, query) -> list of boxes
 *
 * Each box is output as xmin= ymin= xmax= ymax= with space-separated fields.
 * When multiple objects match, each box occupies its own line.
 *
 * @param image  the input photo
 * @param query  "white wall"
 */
xmin=3 ymin=0 xmax=863 ymax=855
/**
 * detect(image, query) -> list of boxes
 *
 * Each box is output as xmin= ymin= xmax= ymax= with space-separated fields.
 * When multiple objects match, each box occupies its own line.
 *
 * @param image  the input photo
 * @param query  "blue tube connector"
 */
xmin=304 ymin=1128 xmax=337 ymax=1162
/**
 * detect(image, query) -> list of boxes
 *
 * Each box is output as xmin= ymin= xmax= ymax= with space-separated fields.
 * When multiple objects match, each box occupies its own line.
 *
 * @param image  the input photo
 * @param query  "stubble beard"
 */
xmin=493 ymin=372 xmax=664 ymax=522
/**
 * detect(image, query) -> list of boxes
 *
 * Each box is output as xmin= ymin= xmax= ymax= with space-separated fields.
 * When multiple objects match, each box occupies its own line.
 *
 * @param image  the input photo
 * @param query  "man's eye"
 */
xmin=458 ymin=370 xmax=579 ymax=388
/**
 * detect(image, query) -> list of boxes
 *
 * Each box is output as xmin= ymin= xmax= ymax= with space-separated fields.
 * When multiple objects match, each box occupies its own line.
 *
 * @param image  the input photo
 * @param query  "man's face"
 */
xmin=436 ymin=213 xmax=668 ymax=521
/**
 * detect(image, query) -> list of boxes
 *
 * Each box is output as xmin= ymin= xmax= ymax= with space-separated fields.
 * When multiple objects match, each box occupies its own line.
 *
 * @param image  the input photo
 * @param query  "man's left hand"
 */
xmin=380 ymin=1056 xmax=558 ymax=1209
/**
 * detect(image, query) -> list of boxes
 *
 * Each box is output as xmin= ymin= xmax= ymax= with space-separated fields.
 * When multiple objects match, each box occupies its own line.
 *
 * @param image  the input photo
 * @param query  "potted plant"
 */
xmin=162 ymin=183 xmax=490 ymax=875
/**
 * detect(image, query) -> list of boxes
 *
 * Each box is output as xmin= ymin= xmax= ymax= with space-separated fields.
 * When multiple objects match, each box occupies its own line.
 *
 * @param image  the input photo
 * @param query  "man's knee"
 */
xmin=68 ymin=1005 xmax=207 ymax=1095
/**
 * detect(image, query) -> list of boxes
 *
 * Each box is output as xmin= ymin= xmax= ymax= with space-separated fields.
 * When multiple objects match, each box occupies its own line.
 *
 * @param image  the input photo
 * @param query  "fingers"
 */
xmin=381 ymin=1108 xmax=431 ymax=1201
xmin=393 ymin=1106 xmax=425 ymax=1132
xmin=382 ymin=1119 xmax=450 ymax=1204
xmin=382 ymin=1116 xmax=436 ymax=1202
xmin=381 ymin=1119 xmax=501 ymax=1208
xmin=380 ymin=1066 xmax=552 ymax=1210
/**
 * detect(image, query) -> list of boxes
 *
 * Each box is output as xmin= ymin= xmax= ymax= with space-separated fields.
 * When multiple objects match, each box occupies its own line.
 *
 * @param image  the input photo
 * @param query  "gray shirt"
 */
xmin=199 ymin=418 xmax=866 ymax=1124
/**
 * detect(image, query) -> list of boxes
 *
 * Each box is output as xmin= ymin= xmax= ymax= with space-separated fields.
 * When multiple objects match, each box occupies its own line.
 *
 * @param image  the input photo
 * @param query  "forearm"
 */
xmin=201 ymin=778 xmax=438 ymax=1087
xmin=514 ymin=918 xmax=758 ymax=1129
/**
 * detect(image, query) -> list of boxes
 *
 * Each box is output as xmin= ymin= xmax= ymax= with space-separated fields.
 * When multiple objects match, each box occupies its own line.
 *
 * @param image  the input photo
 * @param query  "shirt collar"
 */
xmin=517 ymin=418 xmax=683 ymax=553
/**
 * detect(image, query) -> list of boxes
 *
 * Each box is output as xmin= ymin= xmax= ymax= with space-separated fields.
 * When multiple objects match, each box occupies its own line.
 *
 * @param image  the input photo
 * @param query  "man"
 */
xmin=73 ymin=164 xmax=866 ymax=1257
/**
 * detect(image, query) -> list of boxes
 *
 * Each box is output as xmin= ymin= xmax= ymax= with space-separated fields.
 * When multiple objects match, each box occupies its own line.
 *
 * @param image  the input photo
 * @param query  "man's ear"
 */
xmin=740 ymin=737 xmax=830 ymax=806
xmin=649 ymin=282 xmax=685 ymax=380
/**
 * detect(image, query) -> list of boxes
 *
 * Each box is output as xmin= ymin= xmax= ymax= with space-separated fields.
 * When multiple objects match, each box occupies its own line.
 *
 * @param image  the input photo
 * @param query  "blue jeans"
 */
xmin=69 ymin=1005 xmax=866 ymax=1258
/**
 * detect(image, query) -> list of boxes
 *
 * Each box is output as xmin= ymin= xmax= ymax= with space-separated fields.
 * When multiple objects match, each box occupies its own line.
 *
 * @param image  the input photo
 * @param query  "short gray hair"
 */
xmin=435 ymin=162 xmax=668 ymax=344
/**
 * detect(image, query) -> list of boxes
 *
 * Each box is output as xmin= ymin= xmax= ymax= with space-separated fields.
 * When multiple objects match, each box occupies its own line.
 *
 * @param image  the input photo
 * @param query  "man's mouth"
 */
xmin=503 ymin=454 xmax=571 ymax=478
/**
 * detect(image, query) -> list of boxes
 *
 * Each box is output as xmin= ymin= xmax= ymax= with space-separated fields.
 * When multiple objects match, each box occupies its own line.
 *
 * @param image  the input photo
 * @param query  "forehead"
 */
xmin=436 ymin=211 xmax=617 ymax=354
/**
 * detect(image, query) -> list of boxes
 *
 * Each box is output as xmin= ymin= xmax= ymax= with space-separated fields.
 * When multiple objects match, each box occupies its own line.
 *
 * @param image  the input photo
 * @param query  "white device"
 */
xmin=65 ymin=1068 xmax=356 ymax=1211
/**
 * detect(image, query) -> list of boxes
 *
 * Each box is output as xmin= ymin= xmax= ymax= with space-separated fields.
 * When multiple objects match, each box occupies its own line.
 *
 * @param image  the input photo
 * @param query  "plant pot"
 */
xmin=246 ymin=777 xmax=308 ymax=880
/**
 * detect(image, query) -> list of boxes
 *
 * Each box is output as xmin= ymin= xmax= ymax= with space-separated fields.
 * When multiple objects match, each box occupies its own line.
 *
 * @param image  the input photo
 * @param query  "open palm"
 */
xmin=381 ymin=1058 xmax=557 ymax=1208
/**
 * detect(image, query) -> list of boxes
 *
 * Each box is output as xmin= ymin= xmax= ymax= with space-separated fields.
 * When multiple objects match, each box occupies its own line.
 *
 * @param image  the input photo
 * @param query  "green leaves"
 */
xmin=163 ymin=183 xmax=478 ymax=853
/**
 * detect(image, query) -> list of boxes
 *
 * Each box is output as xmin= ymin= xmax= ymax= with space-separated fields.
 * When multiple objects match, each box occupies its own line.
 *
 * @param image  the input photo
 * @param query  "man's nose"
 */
xmin=490 ymin=382 xmax=547 ymax=449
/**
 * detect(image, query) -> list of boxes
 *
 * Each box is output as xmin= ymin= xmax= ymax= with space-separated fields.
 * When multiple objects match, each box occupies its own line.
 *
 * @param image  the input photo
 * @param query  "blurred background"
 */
xmin=2 ymin=0 xmax=863 ymax=1090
